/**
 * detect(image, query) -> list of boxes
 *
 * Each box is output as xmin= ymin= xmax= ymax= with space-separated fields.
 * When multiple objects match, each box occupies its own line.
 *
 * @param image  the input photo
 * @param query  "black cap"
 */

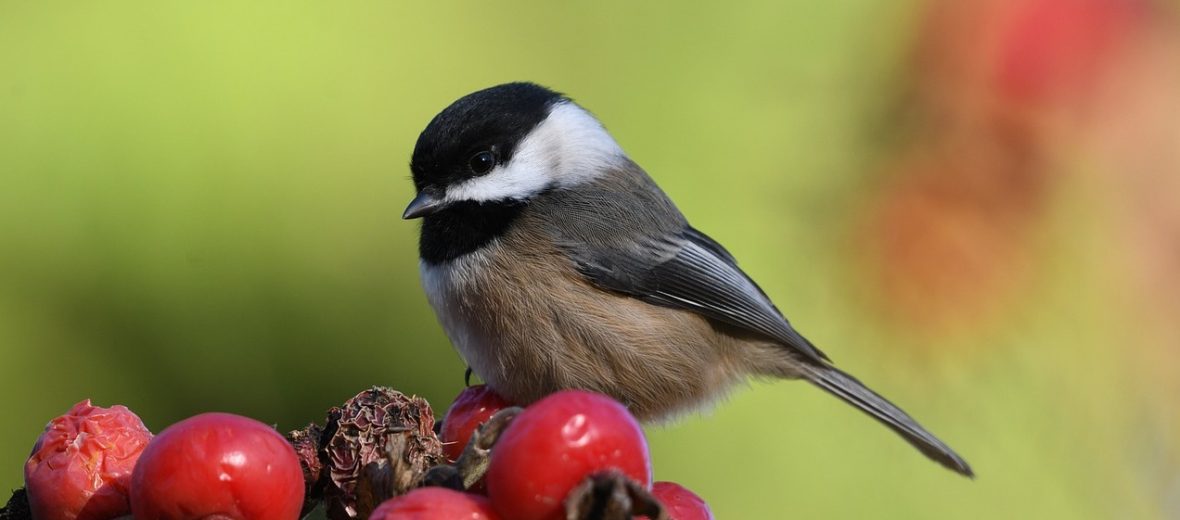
xmin=410 ymin=82 xmax=566 ymax=192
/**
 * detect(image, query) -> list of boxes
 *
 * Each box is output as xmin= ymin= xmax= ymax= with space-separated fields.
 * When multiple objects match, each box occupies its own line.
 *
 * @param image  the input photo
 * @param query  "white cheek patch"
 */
xmin=444 ymin=101 xmax=625 ymax=204
xmin=443 ymin=159 xmax=551 ymax=204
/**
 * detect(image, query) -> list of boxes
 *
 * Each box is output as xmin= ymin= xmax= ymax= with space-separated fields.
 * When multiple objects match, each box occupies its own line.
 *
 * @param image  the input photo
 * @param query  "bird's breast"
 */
xmin=420 ymin=251 xmax=505 ymax=392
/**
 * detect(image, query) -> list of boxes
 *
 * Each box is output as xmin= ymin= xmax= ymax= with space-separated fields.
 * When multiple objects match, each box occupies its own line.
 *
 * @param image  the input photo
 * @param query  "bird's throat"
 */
xmin=419 ymin=201 xmax=524 ymax=264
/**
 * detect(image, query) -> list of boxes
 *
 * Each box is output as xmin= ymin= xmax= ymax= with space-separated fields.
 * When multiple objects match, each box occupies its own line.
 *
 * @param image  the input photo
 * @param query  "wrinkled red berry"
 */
xmin=370 ymin=488 xmax=499 ymax=520
xmin=130 ymin=412 xmax=303 ymax=520
xmin=650 ymin=482 xmax=714 ymax=520
xmin=486 ymin=390 xmax=651 ymax=520
xmin=440 ymin=385 xmax=513 ymax=462
xmin=24 ymin=400 xmax=152 ymax=520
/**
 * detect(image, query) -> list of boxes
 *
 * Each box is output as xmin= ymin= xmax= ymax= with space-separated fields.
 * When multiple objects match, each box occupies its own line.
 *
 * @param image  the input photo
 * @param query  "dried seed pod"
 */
xmin=321 ymin=387 xmax=445 ymax=520
xmin=285 ymin=422 xmax=326 ymax=516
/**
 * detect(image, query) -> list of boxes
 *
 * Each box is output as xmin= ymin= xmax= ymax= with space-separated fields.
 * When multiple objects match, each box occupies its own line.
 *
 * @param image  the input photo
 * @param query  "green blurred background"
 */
xmin=3 ymin=1 xmax=1179 ymax=518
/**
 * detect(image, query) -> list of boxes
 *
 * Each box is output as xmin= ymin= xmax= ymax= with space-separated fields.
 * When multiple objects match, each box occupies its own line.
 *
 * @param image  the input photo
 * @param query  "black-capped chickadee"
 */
xmin=404 ymin=82 xmax=972 ymax=476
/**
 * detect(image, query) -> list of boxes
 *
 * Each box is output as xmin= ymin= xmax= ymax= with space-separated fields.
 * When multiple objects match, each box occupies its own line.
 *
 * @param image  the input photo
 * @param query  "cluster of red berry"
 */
xmin=23 ymin=401 xmax=304 ymax=520
xmin=422 ymin=387 xmax=712 ymax=520
xmin=16 ymin=388 xmax=712 ymax=520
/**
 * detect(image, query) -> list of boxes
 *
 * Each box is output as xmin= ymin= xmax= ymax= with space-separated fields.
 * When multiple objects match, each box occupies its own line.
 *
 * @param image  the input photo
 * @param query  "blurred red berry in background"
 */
xmin=24 ymin=400 xmax=152 ymax=520
xmin=991 ymin=0 xmax=1144 ymax=106
xmin=856 ymin=0 xmax=1153 ymax=339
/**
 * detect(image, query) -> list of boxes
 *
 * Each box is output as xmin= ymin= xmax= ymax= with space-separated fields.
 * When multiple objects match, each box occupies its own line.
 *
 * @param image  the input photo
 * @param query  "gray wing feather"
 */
xmin=645 ymin=236 xmax=829 ymax=363
xmin=535 ymin=170 xmax=829 ymax=364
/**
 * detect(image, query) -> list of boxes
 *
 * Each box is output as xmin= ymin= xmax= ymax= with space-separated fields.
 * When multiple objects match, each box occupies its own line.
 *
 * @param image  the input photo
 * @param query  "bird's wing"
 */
xmin=536 ymin=176 xmax=830 ymax=365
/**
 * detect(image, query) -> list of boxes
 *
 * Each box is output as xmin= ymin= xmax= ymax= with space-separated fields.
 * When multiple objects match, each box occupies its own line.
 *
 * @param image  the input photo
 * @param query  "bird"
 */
xmin=403 ymin=82 xmax=972 ymax=476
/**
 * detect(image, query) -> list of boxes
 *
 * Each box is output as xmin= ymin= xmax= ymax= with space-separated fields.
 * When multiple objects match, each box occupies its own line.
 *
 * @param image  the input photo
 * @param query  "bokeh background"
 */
xmin=3 ymin=1 xmax=1179 ymax=517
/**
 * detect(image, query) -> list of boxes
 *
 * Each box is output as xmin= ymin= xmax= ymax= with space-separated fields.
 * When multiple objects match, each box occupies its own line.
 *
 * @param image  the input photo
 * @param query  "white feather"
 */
xmin=443 ymin=101 xmax=624 ymax=203
xmin=420 ymin=253 xmax=503 ymax=382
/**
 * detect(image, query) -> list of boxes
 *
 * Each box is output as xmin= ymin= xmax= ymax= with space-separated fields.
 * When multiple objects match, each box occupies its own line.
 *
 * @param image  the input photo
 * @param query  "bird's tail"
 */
xmin=799 ymin=363 xmax=974 ymax=477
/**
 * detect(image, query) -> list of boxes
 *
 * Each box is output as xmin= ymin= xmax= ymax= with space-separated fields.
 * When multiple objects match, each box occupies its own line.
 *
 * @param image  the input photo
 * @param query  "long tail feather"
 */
xmin=800 ymin=364 xmax=974 ymax=477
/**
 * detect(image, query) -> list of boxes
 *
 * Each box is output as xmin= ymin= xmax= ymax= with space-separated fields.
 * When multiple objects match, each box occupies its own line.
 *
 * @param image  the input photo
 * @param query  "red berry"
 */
xmin=24 ymin=400 xmax=153 ymax=520
xmin=130 ymin=412 xmax=303 ymax=520
xmin=992 ymin=0 xmax=1141 ymax=103
xmin=650 ymin=482 xmax=714 ymax=520
xmin=370 ymin=488 xmax=499 ymax=520
xmin=486 ymin=390 xmax=651 ymax=520
xmin=440 ymin=385 xmax=513 ymax=462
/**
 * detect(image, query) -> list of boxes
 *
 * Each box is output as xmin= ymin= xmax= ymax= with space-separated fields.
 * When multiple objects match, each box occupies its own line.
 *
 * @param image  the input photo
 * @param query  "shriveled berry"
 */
xmin=24 ymin=400 xmax=152 ymax=520
xmin=321 ymin=387 xmax=445 ymax=519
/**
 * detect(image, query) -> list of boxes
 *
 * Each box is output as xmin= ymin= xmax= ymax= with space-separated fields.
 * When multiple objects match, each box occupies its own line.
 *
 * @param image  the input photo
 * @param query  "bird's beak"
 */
xmin=402 ymin=189 xmax=447 ymax=219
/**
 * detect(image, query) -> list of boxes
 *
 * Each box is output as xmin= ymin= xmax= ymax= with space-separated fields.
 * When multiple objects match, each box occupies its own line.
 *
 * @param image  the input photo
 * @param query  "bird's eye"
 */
xmin=468 ymin=150 xmax=496 ymax=175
